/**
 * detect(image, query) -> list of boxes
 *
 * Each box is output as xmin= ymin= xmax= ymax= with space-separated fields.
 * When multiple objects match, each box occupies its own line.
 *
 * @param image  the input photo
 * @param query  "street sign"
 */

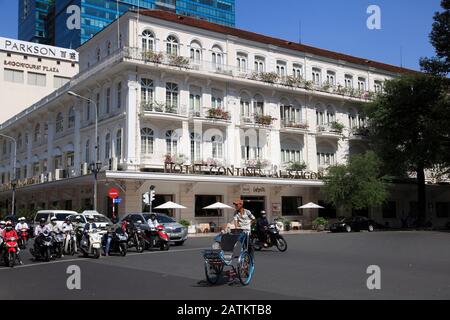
xmin=108 ymin=188 xmax=119 ymax=199
xmin=113 ymin=198 xmax=122 ymax=204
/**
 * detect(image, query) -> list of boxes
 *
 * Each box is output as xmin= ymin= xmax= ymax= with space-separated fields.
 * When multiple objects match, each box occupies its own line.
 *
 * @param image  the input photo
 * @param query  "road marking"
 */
xmin=0 ymin=247 xmax=208 ymax=271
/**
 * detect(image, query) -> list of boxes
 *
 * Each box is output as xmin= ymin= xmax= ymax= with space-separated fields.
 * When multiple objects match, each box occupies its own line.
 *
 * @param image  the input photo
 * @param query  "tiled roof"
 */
xmin=139 ymin=9 xmax=417 ymax=75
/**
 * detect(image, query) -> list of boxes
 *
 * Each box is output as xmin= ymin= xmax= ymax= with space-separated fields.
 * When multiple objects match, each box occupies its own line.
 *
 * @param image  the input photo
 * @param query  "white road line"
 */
xmin=0 ymin=247 xmax=208 ymax=271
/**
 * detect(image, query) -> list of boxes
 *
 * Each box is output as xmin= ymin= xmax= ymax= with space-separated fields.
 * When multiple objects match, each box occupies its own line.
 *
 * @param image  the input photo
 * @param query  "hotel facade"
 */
xmin=1 ymin=10 xmax=449 ymax=228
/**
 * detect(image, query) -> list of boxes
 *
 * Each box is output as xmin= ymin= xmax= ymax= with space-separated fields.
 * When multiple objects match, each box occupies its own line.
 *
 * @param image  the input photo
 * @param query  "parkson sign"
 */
xmin=164 ymin=163 xmax=324 ymax=180
xmin=0 ymin=37 xmax=78 ymax=62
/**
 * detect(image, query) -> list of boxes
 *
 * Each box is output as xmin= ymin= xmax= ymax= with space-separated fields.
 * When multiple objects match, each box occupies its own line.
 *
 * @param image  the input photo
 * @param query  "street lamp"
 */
xmin=0 ymin=133 xmax=17 ymax=216
xmin=68 ymin=91 xmax=99 ymax=211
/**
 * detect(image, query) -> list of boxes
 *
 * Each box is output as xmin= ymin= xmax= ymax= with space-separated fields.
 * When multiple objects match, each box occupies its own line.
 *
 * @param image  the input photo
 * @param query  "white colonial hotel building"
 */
xmin=1 ymin=10 xmax=449 ymax=227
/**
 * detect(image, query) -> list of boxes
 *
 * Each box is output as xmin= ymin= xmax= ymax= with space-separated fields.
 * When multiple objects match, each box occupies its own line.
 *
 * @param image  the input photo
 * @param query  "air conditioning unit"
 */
xmin=81 ymin=163 xmax=88 ymax=175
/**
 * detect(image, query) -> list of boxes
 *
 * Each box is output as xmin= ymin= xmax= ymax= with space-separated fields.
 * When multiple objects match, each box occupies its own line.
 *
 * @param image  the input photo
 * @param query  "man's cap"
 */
xmin=233 ymin=199 xmax=244 ymax=206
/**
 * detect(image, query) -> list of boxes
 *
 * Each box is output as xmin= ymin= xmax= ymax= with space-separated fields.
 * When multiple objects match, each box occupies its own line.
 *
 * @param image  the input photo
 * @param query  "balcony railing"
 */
xmin=281 ymin=120 xmax=309 ymax=130
xmin=241 ymin=114 xmax=275 ymax=126
xmin=140 ymin=101 xmax=183 ymax=115
xmin=349 ymin=127 xmax=369 ymax=137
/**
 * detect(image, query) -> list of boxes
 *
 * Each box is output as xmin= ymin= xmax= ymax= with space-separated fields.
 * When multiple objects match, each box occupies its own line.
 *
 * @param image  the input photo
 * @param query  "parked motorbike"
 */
xmin=147 ymin=225 xmax=170 ymax=251
xmin=52 ymin=232 xmax=65 ymax=258
xmin=127 ymin=223 xmax=145 ymax=253
xmin=2 ymin=236 xmax=19 ymax=267
xmin=18 ymin=228 xmax=29 ymax=249
xmin=30 ymin=231 xmax=54 ymax=262
xmin=63 ymin=230 xmax=77 ymax=256
xmin=251 ymin=223 xmax=287 ymax=252
xmin=79 ymin=229 xmax=102 ymax=259
xmin=104 ymin=231 xmax=128 ymax=256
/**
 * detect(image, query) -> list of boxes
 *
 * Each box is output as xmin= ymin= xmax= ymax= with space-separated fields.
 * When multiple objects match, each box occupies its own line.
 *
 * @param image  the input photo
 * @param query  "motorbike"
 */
xmin=104 ymin=230 xmax=128 ymax=256
xmin=30 ymin=231 xmax=54 ymax=262
xmin=3 ymin=236 xmax=19 ymax=267
xmin=147 ymin=225 xmax=170 ymax=251
xmin=79 ymin=229 xmax=102 ymax=259
xmin=18 ymin=228 xmax=29 ymax=249
xmin=251 ymin=223 xmax=287 ymax=252
xmin=63 ymin=230 xmax=77 ymax=256
xmin=127 ymin=224 xmax=145 ymax=253
xmin=52 ymin=232 xmax=65 ymax=258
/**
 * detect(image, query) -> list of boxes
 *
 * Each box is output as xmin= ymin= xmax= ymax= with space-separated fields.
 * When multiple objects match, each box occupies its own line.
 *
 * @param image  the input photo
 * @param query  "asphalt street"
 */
xmin=0 ymin=231 xmax=449 ymax=300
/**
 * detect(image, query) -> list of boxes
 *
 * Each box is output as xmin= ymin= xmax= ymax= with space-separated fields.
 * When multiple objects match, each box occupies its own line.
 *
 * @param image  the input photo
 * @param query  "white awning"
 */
xmin=52 ymin=147 xmax=62 ymax=157
xmin=62 ymin=143 xmax=74 ymax=153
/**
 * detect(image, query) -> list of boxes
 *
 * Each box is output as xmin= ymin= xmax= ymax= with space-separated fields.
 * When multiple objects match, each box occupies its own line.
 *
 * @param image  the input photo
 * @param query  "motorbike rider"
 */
xmin=15 ymin=217 xmax=30 ymax=233
xmin=2 ymin=221 xmax=23 ymax=265
xmin=62 ymin=217 xmax=75 ymax=253
xmin=147 ymin=213 xmax=160 ymax=230
xmin=102 ymin=223 xmax=127 ymax=256
xmin=34 ymin=218 xmax=52 ymax=253
xmin=50 ymin=217 xmax=63 ymax=234
xmin=82 ymin=215 xmax=98 ymax=247
xmin=0 ymin=220 xmax=6 ymax=234
xmin=256 ymin=211 xmax=269 ymax=247
xmin=233 ymin=199 xmax=255 ymax=232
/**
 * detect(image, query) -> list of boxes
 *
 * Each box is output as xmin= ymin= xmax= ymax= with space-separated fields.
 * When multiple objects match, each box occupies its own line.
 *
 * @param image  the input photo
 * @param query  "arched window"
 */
xmin=17 ymin=133 xmax=22 ymax=150
xmin=105 ymin=133 xmax=111 ymax=159
xmin=141 ymin=128 xmax=154 ymax=155
xmin=190 ymin=132 xmax=202 ymax=162
xmin=253 ymin=94 xmax=264 ymax=116
xmin=165 ymin=130 xmax=179 ymax=155
xmin=281 ymin=139 xmax=303 ymax=164
xmin=166 ymin=35 xmax=179 ymax=56
xmin=115 ymin=129 xmax=122 ymax=159
xmin=326 ymin=107 xmax=336 ymax=124
xmin=317 ymin=142 xmax=337 ymax=167
xmin=240 ymin=93 xmax=251 ymax=117
xmin=141 ymin=78 xmax=154 ymax=105
xmin=236 ymin=53 xmax=247 ymax=72
xmin=211 ymin=135 xmax=223 ymax=159
xmin=142 ymin=30 xmax=155 ymax=51
xmin=348 ymin=109 xmax=357 ymax=130
xmin=85 ymin=140 xmax=90 ymax=164
xmin=166 ymin=83 xmax=178 ymax=110
xmin=241 ymin=134 xmax=261 ymax=160
xmin=254 ymin=56 xmax=265 ymax=73
xmin=190 ymin=41 xmax=201 ymax=62
xmin=212 ymin=45 xmax=223 ymax=69
xmin=55 ymin=112 xmax=63 ymax=133
xmin=68 ymin=107 xmax=75 ymax=129
xmin=280 ymin=100 xmax=302 ymax=126
xmin=189 ymin=86 xmax=201 ymax=114
xmin=34 ymin=123 xmax=41 ymax=142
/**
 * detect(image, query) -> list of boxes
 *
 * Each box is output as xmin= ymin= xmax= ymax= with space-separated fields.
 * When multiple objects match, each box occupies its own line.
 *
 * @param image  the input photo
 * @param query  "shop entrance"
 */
xmin=241 ymin=196 xmax=265 ymax=218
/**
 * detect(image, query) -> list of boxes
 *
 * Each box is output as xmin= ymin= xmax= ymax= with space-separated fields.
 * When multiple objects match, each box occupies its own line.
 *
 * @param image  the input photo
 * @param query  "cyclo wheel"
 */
xmin=204 ymin=261 xmax=223 ymax=285
xmin=237 ymin=251 xmax=254 ymax=286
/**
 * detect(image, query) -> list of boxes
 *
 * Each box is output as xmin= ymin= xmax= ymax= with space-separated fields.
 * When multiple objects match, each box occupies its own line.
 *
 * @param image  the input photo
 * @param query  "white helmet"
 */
xmin=0 ymin=220 xmax=5 ymax=226
xmin=18 ymin=217 xmax=26 ymax=222
xmin=50 ymin=217 xmax=58 ymax=222
xmin=87 ymin=215 xmax=94 ymax=221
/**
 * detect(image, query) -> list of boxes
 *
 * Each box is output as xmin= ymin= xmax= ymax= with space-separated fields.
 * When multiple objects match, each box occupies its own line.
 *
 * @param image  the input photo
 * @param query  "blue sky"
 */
xmin=0 ymin=0 xmax=442 ymax=71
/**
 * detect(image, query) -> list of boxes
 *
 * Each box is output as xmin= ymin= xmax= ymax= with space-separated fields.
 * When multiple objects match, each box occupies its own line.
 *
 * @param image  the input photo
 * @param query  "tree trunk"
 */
xmin=417 ymin=166 xmax=427 ymax=227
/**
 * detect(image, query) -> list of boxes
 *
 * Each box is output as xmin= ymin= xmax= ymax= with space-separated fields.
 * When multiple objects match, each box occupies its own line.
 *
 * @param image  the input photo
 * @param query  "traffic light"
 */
xmin=143 ymin=192 xmax=150 ymax=205
xmin=149 ymin=185 xmax=156 ymax=203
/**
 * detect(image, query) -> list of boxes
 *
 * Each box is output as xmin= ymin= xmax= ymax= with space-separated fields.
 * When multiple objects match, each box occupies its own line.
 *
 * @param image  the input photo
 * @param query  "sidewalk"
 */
xmin=187 ymin=229 xmax=317 ymax=238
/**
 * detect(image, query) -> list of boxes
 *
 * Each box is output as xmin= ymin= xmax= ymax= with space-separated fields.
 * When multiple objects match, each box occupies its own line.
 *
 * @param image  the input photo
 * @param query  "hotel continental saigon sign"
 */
xmin=164 ymin=162 xmax=324 ymax=180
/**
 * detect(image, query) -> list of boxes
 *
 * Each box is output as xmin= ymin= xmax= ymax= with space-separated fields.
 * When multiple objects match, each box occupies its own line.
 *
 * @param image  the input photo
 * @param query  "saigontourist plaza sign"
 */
xmin=164 ymin=162 xmax=324 ymax=180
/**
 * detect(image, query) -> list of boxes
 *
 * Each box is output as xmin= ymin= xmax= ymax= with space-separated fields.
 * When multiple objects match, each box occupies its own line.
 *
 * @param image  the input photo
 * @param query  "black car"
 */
xmin=330 ymin=216 xmax=375 ymax=233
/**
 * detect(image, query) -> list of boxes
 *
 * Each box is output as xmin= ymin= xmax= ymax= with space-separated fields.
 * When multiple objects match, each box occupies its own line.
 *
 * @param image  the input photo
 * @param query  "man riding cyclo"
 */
xmin=233 ymin=199 xmax=255 ymax=232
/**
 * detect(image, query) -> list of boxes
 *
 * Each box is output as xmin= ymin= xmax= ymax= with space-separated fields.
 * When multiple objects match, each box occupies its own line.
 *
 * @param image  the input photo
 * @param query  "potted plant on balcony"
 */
xmin=207 ymin=108 xmax=230 ymax=120
xmin=164 ymin=153 xmax=173 ymax=164
xmin=255 ymin=159 xmax=271 ymax=169
xmin=143 ymin=50 xmax=163 ymax=63
xmin=287 ymin=161 xmax=307 ymax=171
xmin=255 ymin=114 xmax=276 ymax=126
xmin=312 ymin=217 xmax=328 ymax=232
xmin=321 ymin=81 xmax=332 ymax=92
xmin=259 ymin=72 xmax=279 ymax=83
xmin=284 ymin=76 xmax=302 ymax=87
xmin=330 ymin=121 xmax=345 ymax=134
xmin=168 ymin=54 xmax=190 ymax=68
xmin=303 ymin=80 xmax=313 ymax=90
xmin=165 ymin=104 xmax=177 ymax=114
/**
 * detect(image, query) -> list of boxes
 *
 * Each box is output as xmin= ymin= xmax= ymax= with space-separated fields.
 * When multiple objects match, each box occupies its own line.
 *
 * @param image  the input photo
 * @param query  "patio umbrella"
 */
xmin=203 ymin=202 xmax=234 ymax=231
xmin=298 ymin=202 xmax=324 ymax=209
xmin=153 ymin=201 xmax=187 ymax=210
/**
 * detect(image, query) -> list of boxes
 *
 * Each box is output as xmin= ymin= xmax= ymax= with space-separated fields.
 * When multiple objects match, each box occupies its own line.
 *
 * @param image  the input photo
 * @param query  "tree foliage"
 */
xmin=322 ymin=151 xmax=388 ymax=211
xmin=420 ymin=0 xmax=450 ymax=76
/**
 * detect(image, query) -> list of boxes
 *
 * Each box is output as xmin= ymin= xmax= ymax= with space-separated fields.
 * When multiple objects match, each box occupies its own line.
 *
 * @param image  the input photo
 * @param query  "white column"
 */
xmin=306 ymin=133 xmax=318 ymax=172
xmin=26 ymin=124 xmax=33 ymax=178
xmin=125 ymin=73 xmax=139 ymax=170
xmin=74 ymin=106 xmax=82 ymax=175
xmin=180 ymin=120 xmax=190 ymax=161
xmin=47 ymin=112 xmax=55 ymax=175
xmin=269 ymin=129 xmax=281 ymax=169
xmin=179 ymin=81 xmax=189 ymax=116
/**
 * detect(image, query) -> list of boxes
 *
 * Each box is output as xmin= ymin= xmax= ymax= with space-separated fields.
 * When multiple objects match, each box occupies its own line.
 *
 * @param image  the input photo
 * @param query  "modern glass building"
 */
xmin=19 ymin=0 xmax=235 ymax=48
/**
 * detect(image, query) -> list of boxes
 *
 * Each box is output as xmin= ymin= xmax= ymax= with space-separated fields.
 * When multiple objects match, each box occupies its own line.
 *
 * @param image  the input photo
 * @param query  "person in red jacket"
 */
xmin=2 ymin=221 xmax=23 ymax=265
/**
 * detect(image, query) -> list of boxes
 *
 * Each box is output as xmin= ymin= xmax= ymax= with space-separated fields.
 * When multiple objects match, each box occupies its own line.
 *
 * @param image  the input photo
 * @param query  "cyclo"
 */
xmin=202 ymin=228 xmax=255 ymax=286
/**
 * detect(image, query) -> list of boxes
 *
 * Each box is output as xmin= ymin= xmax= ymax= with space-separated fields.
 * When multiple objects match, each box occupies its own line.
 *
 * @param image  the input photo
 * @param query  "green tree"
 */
xmin=322 ymin=151 xmax=388 ymax=213
xmin=420 ymin=0 xmax=450 ymax=76
xmin=365 ymin=74 xmax=450 ymax=224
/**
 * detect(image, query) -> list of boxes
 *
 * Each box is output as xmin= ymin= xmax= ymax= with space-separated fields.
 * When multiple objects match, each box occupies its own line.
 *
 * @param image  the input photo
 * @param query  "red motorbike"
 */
xmin=18 ymin=228 xmax=29 ymax=249
xmin=149 ymin=225 xmax=170 ymax=251
xmin=3 ymin=236 xmax=19 ymax=267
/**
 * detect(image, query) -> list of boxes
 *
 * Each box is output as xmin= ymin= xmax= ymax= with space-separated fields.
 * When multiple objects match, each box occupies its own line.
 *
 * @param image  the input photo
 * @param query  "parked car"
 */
xmin=330 ymin=216 xmax=375 ymax=233
xmin=33 ymin=210 xmax=78 ymax=229
xmin=67 ymin=211 xmax=113 ymax=230
xmin=121 ymin=213 xmax=188 ymax=246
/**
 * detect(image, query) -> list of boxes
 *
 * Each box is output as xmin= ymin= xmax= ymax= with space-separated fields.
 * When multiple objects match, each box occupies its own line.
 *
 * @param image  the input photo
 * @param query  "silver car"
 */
xmin=121 ymin=213 xmax=188 ymax=246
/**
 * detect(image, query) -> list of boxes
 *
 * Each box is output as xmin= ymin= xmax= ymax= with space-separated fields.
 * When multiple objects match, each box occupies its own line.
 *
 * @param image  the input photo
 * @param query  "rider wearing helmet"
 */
xmin=256 ymin=211 xmax=269 ymax=247
xmin=82 ymin=215 xmax=98 ymax=246
xmin=147 ymin=213 xmax=160 ymax=230
xmin=0 ymin=220 xmax=6 ymax=235
xmin=3 ymin=221 xmax=23 ymax=265
xmin=34 ymin=218 xmax=52 ymax=237
xmin=15 ymin=217 xmax=29 ymax=232
xmin=62 ymin=217 xmax=74 ymax=233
